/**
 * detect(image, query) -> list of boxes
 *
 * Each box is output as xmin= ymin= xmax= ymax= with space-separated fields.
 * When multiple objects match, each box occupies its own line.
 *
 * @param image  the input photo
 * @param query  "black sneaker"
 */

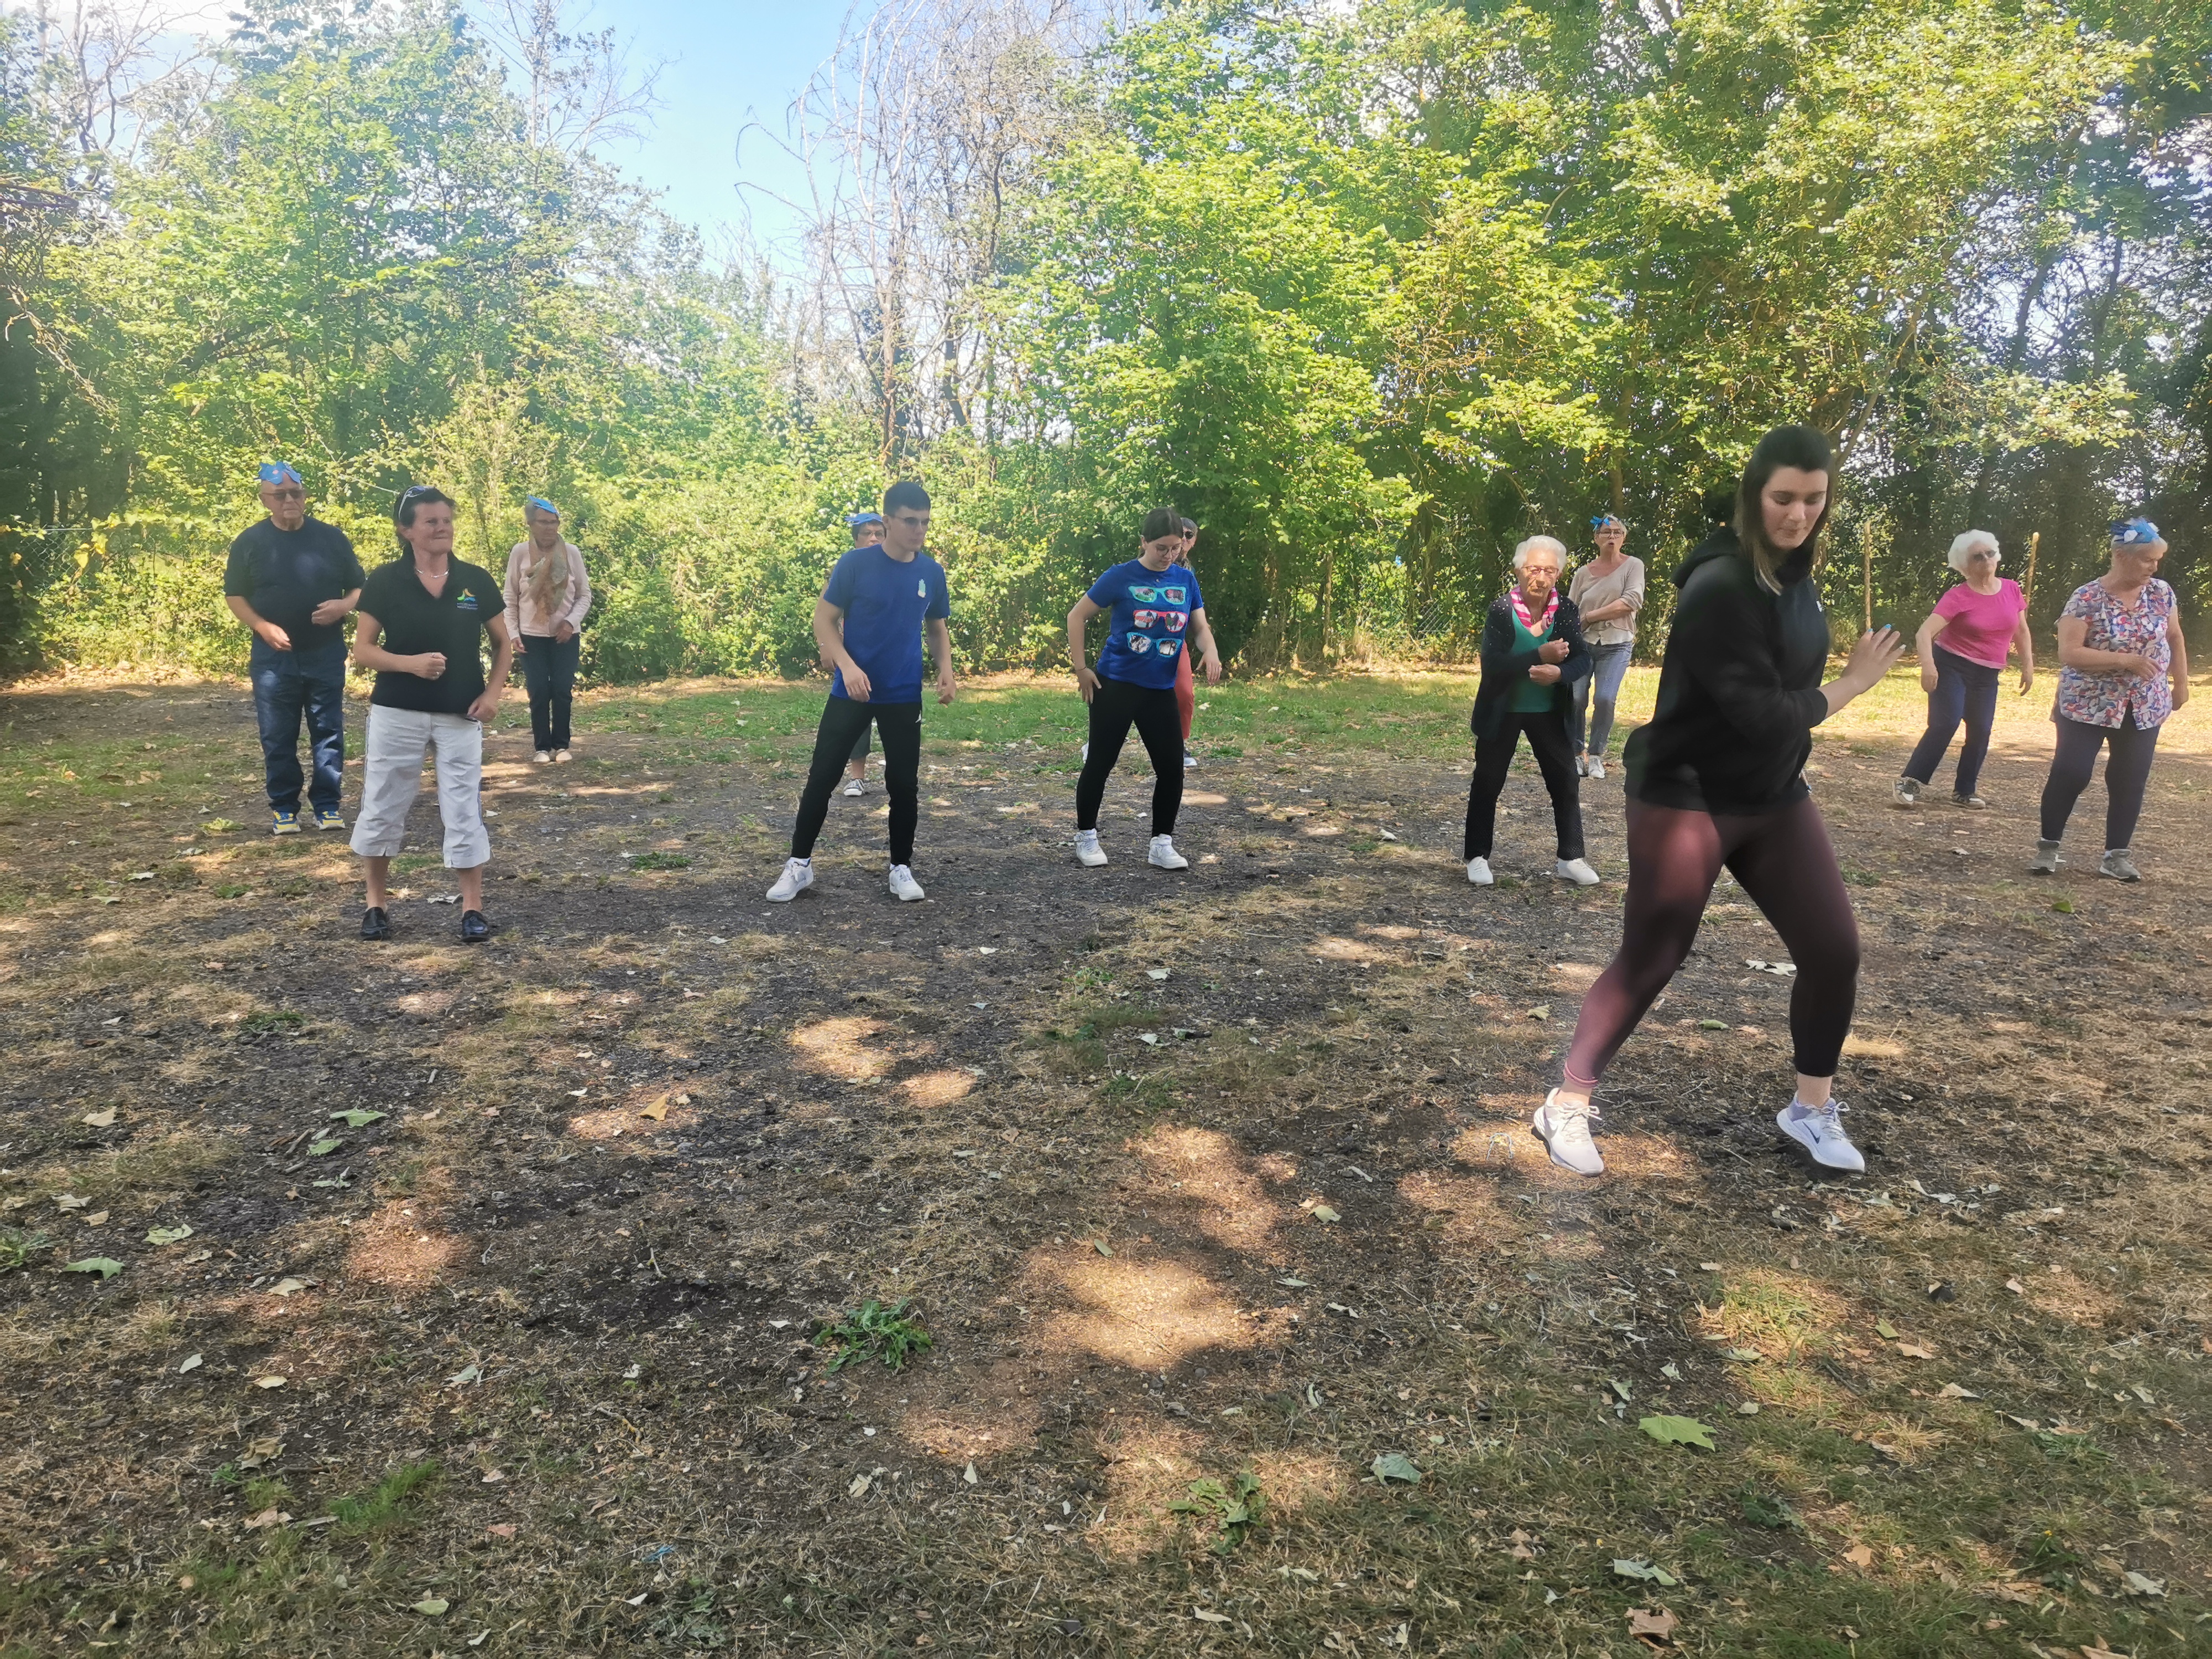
xmin=460 ymin=909 xmax=492 ymax=943
xmin=360 ymin=906 xmax=391 ymax=941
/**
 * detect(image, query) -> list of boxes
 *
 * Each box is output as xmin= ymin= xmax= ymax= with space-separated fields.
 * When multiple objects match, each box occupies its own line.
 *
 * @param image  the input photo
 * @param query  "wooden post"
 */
xmin=1862 ymin=526 xmax=1873 ymax=633
xmin=2022 ymin=530 xmax=2039 ymax=609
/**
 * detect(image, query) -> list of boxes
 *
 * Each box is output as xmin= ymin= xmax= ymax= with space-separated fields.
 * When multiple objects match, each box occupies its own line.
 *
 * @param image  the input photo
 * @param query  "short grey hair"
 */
xmin=1947 ymin=529 xmax=1999 ymax=573
xmin=1512 ymin=535 xmax=1568 ymax=573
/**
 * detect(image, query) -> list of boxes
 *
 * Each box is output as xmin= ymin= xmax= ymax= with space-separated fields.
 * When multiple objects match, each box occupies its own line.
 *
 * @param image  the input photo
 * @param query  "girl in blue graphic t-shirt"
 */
xmin=1065 ymin=506 xmax=1224 ymax=870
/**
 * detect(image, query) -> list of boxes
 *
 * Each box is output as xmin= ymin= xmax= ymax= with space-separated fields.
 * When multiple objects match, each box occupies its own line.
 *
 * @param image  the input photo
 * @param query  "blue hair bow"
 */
xmin=526 ymin=495 xmax=559 ymax=517
xmin=2111 ymin=517 xmax=2159 ymax=545
xmin=258 ymin=462 xmax=301 ymax=487
xmin=1590 ymin=514 xmax=1624 ymax=530
xmin=846 ymin=510 xmax=884 ymax=528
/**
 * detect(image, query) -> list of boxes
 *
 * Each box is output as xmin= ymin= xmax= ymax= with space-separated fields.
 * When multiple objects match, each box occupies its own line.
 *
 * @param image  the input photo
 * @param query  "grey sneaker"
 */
xmin=2099 ymin=848 xmax=2141 ymax=883
xmin=2028 ymin=839 xmax=2062 ymax=875
xmin=1950 ymin=791 xmax=1987 ymax=811
xmin=1891 ymin=777 xmax=1921 ymax=808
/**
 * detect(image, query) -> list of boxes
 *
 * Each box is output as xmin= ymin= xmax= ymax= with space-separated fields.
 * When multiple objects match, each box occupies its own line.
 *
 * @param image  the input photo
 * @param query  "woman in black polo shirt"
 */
xmin=348 ymin=486 xmax=515 ymax=942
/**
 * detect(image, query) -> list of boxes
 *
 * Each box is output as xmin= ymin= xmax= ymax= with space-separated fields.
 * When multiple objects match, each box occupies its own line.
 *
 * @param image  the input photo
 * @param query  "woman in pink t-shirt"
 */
xmin=1894 ymin=530 xmax=2033 ymax=809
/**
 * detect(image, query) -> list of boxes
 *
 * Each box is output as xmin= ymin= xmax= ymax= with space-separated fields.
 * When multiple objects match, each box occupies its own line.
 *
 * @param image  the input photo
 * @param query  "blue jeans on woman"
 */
xmin=1903 ymin=645 xmax=2001 ymax=797
xmin=1572 ymin=641 xmax=1632 ymax=759
xmin=249 ymin=637 xmax=347 ymax=816
xmin=520 ymin=632 xmax=580 ymax=752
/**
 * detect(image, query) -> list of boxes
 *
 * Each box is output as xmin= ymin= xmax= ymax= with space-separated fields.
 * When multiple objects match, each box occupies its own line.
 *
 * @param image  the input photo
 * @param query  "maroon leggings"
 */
xmin=1562 ymin=795 xmax=1860 ymax=1087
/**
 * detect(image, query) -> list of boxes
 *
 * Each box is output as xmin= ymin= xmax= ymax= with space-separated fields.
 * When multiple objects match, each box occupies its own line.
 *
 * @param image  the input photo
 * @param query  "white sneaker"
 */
xmin=1074 ymin=829 xmax=1108 ymax=867
xmin=1575 ymin=755 xmax=1588 ymax=777
xmin=888 ymin=864 xmax=926 ymax=901
xmin=1466 ymin=857 xmax=1493 ymax=886
xmin=1776 ymin=1099 xmax=1864 ymax=1172
xmin=1183 ymin=754 xmax=1197 ymax=770
xmin=842 ymin=776 xmax=866 ymax=797
xmin=1892 ymin=777 xmax=1921 ymax=808
xmin=766 ymin=857 xmax=813 ymax=902
xmin=532 ymin=749 xmax=552 ymax=764
xmin=1554 ymin=857 xmax=1600 ymax=886
xmin=1080 ymin=742 xmax=1089 ymax=761
xmin=1587 ymin=757 xmax=1605 ymax=781
xmin=1533 ymin=1089 xmax=1604 ymax=1176
xmin=1148 ymin=834 xmax=1188 ymax=870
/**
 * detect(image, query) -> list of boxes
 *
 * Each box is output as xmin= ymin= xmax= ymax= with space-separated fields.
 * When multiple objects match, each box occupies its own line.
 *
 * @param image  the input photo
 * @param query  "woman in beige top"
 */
xmin=1566 ymin=513 xmax=1645 ymax=780
xmin=502 ymin=497 xmax=592 ymax=762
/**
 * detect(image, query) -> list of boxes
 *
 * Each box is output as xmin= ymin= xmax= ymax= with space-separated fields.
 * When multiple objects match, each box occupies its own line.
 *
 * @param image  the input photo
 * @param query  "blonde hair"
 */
xmin=1947 ymin=530 xmax=1999 ymax=573
xmin=1512 ymin=535 xmax=1567 ymax=573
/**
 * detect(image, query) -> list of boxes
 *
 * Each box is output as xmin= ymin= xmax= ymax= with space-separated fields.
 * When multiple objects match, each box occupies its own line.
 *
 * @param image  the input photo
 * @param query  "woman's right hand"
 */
xmin=411 ymin=651 xmax=448 ymax=680
xmin=1074 ymin=666 xmax=1099 ymax=705
xmin=1536 ymin=638 xmax=1569 ymax=664
xmin=1845 ymin=627 xmax=1905 ymax=688
xmin=1919 ymin=664 xmax=1938 ymax=694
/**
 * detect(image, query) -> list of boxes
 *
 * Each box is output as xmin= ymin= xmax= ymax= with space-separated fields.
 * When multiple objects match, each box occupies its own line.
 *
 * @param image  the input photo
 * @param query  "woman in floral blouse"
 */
xmin=2032 ymin=519 xmax=2190 ymax=881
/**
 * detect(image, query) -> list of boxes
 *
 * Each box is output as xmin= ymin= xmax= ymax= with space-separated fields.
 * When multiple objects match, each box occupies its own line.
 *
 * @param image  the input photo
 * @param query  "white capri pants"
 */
xmin=349 ymin=705 xmax=491 ymax=868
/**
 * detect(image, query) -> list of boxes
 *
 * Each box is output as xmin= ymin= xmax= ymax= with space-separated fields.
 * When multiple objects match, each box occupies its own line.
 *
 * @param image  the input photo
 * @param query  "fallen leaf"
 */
xmin=1147 ymin=968 xmax=1170 ymax=982
xmin=146 ymin=1224 xmax=194 ymax=1246
xmin=305 ymin=1138 xmax=343 ymax=1157
xmin=2005 ymin=1277 xmax=2027 ymax=1295
xmin=468 ymin=1634 xmax=491 ymax=1648
xmin=1842 ymin=1544 xmax=1874 ymax=1568
xmin=241 ymin=1507 xmax=290 ymax=1530
xmin=1875 ymin=1318 xmax=1899 ymax=1338
xmin=639 ymin=1095 xmax=670 ymax=1121
xmin=1938 ymin=1383 xmax=1981 ymax=1400
xmin=963 ymin=1462 xmax=979 ymax=1485
xmin=486 ymin=1524 xmax=517 ymax=1540
xmin=1527 ymin=1004 xmax=1551 ymax=1021
xmin=269 ymin=1277 xmax=310 ymax=1298
xmin=1608 ymin=1379 xmax=1632 ymax=1402
xmin=1370 ymin=1452 xmax=1423 ymax=1484
xmin=1897 ymin=1342 xmax=1936 ymax=1360
xmin=62 ymin=1256 xmax=124 ymax=1279
xmin=1698 ymin=1261 xmax=1721 ymax=1272
xmin=1697 ymin=1019 xmax=1728 ymax=1030
xmin=1137 ymin=1031 xmax=1160 ymax=1045
xmin=1736 ymin=1401 xmax=1760 ymax=1416
xmin=81 ymin=1108 xmax=117 ymax=1128
xmin=237 ymin=1437 xmax=283 ymax=1470
xmin=1310 ymin=1204 xmax=1341 ymax=1224
xmin=624 ymin=1592 xmax=647 ymax=1607
xmin=2006 ymin=1414 xmax=2040 ymax=1431
xmin=177 ymin=1353 xmax=203 ymax=1374
xmin=330 ymin=1109 xmax=387 ymax=1128
xmin=411 ymin=1597 xmax=450 ymax=1615
xmin=1093 ymin=1240 xmax=1113 ymax=1257
xmin=181 ymin=1248 xmax=212 ymax=1264
xmin=2121 ymin=1570 xmax=2165 ymax=1598
xmin=1660 ymin=1362 xmax=1682 ymax=1380
xmin=480 ymin=1469 xmax=503 ymax=1483
xmin=1192 ymin=1609 xmax=1230 ymax=1624
xmin=1613 ymin=1559 xmax=1680 ymax=1587
xmin=1638 ymin=1415 xmax=1717 ymax=1450
xmin=55 ymin=1194 xmax=90 ymax=1211
xmin=254 ymin=1375 xmax=286 ymax=1389
xmin=848 ymin=1472 xmax=872 ymax=1498
xmin=82 ymin=1211 xmax=108 ymax=1227
xmin=448 ymin=1364 xmax=483 ymax=1387
xmin=1628 ymin=1606 xmax=1679 ymax=1641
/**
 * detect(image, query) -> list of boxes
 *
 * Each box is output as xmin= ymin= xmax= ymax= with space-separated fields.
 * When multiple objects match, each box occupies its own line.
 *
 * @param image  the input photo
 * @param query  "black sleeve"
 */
xmin=354 ymin=567 xmax=388 ymax=623
xmin=1675 ymin=568 xmax=1829 ymax=745
xmin=222 ymin=529 xmax=256 ymax=599
xmin=333 ymin=526 xmax=363 ymax=589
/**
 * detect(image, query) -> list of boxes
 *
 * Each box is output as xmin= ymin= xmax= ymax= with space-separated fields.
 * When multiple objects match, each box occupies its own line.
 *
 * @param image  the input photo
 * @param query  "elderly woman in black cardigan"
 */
xmin=1466 ymin=534 xmax=1599 ymax=887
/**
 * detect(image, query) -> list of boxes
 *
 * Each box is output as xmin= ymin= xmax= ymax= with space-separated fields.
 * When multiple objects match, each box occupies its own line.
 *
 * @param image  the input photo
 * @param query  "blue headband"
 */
xmin=847 ymin=512 xmax=883 ymax=529
xmin=1591 ymin=514 xmax=1624 ymax=530
xmin=2111 ymin=518 xmax=2159 ymax=545
xmin=526 ymin=495 xmax=559 ymax=517
xmin=258 ymin=462 xmax=301 ymax=487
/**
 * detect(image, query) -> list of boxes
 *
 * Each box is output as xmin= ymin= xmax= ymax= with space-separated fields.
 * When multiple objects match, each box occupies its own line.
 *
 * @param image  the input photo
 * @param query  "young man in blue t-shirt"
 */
xmin=769 ymin=482 xmax=956 ymax=903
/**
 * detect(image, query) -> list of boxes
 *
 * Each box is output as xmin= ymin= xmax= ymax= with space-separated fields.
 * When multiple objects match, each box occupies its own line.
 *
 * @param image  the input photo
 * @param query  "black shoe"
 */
xmin=460 ymin=909 xmax=492 ymax=943
xmin=360 ymin=906 xmax=391 ymax=941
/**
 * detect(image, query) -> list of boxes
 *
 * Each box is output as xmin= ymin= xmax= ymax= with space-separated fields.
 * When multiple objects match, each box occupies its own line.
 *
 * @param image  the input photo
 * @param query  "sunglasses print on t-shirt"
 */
xmin=1126 ymin=634 xmax=1154 ymax=654
xmin=1129 ymin=586 xmax=1159 ymax=603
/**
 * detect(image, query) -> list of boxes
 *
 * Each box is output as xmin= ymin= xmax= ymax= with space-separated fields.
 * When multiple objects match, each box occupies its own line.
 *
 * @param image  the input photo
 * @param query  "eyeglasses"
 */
xmin=265 ymin=487 xmax=304 ymax=500
xmin=398 ymin=484 xmax=437 ymax=503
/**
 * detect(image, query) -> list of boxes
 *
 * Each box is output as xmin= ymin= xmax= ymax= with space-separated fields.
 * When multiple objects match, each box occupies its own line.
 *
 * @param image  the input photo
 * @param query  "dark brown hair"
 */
xmin=1734 ymin=425 xmax=1834 ymax=593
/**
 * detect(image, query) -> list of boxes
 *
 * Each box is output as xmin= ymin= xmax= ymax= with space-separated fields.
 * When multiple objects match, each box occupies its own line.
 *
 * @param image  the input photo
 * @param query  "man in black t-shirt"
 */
xmin=347 ymin=486 xmax=514 ymax=943
xmin=222 ymin=463 xmax=364 ymax=834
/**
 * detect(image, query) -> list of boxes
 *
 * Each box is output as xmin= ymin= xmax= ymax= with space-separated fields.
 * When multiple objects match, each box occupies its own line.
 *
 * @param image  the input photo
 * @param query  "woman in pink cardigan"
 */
xmin=502 ymin=497 xmax=592 ymax=762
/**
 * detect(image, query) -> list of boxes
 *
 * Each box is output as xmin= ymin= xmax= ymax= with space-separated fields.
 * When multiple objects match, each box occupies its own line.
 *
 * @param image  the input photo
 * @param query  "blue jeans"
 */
xmin=520 ymin=632 xmax=580 ymax=751
xmin=1904 ymin=645 xmax=2001 ymax=796
xmin=1572 ymin=641 xmax=1632 ymax=757
xmin=249 ymin=637 xmax=346 ymax=815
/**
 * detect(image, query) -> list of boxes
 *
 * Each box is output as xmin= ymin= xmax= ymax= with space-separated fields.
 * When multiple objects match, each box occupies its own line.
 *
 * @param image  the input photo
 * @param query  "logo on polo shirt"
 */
xmin=456 ymin=589 xmax=480 ymax=611
xmin=917 ymin=577 xmax=927 ymax=598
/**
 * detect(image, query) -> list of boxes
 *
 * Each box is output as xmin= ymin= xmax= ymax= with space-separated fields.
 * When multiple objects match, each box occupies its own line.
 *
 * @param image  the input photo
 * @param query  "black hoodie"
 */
xmin=1622 ymin=528 xmax=1832 ymax=813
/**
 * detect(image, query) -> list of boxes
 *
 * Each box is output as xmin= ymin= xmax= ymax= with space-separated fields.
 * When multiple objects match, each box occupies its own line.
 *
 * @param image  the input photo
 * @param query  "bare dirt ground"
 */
xmin=0 ymin=670 xmax=2206 ymax=1657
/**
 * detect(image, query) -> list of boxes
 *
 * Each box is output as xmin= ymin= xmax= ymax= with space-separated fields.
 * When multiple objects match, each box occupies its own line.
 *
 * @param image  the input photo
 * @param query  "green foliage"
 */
xmin=815 ymin=1298 xmax=933 ymax=1373
xmin=1169 ymin=1472 xmax=1265 ymax=1552
xmin=0 ymin=1226 xmax=50 ymax=1272
xmin=330 ymin=1458 xmax=441 ymax=1534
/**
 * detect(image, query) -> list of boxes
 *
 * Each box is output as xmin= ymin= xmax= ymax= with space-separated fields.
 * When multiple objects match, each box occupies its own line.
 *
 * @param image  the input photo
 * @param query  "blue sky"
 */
xmin=586 ymin=1 xmax=844 ymax=257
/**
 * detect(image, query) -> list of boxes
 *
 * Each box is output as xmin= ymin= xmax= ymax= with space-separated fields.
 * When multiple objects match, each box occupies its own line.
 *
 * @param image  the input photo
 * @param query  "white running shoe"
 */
xmin=1466 ymin=857 xmax=1493 ymax=886
xmin=1555 ymin=857 xmax=1600 ymax=885
xmin=1074 ymin=829 xmax=1108 ymax=867
xmin=1575 ymin=755 xmax=1588 ymax=778
xmin=766 ymin=857 xmax=813 ymax=902
xmin=1776 ymin=1098 xmax=1864 ymax=1172
xmin=842 ymin=776 xmax=866 ymax=797
xmin=888 ymin=864 xmax=926 ymax=902
xmin=2099 ymin=848 xmax=2141 ymax=883
xmin=1183 ymin=754 xmax=1197 ymax=770
xmin=1080 ymin=742 xmax=1089 ymax=761
xmin=1892 ymin=777 xmax=1921 ymax=808
xmin=1148 ymin=834 xmax=1188 ymax=870
xmin=532 ymin=749 xmax=552 ymax=764
xmin=1587 ymin=756 xmax=1605 ymax=781
xmin=1533 ymin=1089 xmax=1604 ymax=1176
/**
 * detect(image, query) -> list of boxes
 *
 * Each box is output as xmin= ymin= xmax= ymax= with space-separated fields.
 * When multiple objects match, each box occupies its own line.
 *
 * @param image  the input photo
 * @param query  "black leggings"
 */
xmin=2039 ymin=712 xmax=2159 ymax=849
xmin=1465 ymin=710 xmax=1583 ymax=860
xmin=792 ymin=697 xmax=921 ymax=864
xmin=1562 ymin=795 xmax=1860 ymax=1086
xmin=1077 ymin=677 xmax=1183 ymax=835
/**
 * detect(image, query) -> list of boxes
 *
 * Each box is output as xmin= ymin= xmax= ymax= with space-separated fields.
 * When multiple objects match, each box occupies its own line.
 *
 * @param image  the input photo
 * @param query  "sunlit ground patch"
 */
xmin=789 ymin=1015 xmax=893 ymax=1081
xmin=900 ymin=1069 xmax=974 ymax=1108
xmin=1129 ymin=1125 xmax=1281 ymax=1252
xmin=1040 ymin=1253 xmax=1278 ymax=1371
xmin=344 ymin=1200 xmax=462 ymax=1288
xmin=1395 ymin=1171 xmax=1528 ymax=1249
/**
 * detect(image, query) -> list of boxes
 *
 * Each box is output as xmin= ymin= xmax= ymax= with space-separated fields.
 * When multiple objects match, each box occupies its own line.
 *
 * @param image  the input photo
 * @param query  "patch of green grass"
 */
xmin=816 ymin=1297 xmax=933 ymax=1373
xmin=625 ymin=851 xmax=693 ymax=870
xmin=0 ymin=1227 xmax=50 ymax=1272
xmin=243 ymin=1009 xmax=305 ymax=1033
xmin=331 ymin=1458 xmax=441 ymax=1535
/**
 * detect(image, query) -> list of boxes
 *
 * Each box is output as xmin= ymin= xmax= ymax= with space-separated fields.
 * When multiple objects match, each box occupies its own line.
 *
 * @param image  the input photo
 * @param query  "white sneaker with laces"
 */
xmin=1148 ymin=834 xmax=1188 ymax=870
xmin=1575 ymin=755 xmax=1588 ymax=778
xmin=1532 ymin=1089 xmax=1604 ymax=1176
xmin=766 ymin=857 xmax=813 ymax=902
xmin=1776 ymin=1098 xmax=1864 ymax=1172
xmin=1183 ymin=754 xmax=1197 ymax=770
xmin=1555 ymin=857 xmax=1600 ymax=886
xmin=1466 ymin=856 xmax=1493 ymax=886
xmin=1587 ymin=756 xmax=1605 ymax=781
xmin=533 ymin=749 xmax=552 ymax=764
xmin=888 ymin=864 xmax=926 ymax=902
xmin=1074 ymin=829 xmax=1108 ymax=867
xmin=842 ymin=776 xmax=866 ymax=797
xmin=1080 ymin=742 xmax=1089 ymax=761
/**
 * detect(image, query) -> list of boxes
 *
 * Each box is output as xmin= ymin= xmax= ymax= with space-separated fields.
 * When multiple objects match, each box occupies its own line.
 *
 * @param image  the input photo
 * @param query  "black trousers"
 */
xmin=792 ymin=697 xmax=921 ymax=864
xmin=519 ymin=633 xmax=579 ymax=752
xmin=1465 ymin=709 xmax=1584 ymax=861
xmin=1077 ymin=676 xmax=1183 ymax=835
xmin=2041 ymin=711 xmax=2159 ymax=849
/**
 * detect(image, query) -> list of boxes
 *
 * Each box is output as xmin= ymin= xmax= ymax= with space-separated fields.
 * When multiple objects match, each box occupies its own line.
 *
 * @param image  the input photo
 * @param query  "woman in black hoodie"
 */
xmin=1532 ymin=426 xmax=1903 ymax=1178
